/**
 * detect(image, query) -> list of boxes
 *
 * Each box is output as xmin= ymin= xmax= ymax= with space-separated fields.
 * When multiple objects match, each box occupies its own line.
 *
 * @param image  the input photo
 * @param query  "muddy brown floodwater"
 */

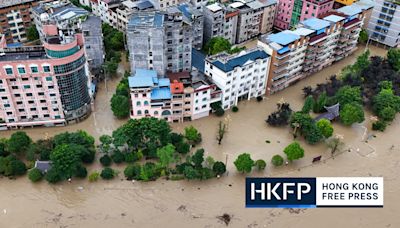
xmin=1 ymin=45 xmax=399 ymax=228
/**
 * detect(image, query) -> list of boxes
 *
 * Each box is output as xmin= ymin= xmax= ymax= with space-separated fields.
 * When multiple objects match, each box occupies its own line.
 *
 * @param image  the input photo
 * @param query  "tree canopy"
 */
xmin=234 ymin=153 xmax=254 ymax=173
xmin=284 ymin=142 xmax=304 ymax=162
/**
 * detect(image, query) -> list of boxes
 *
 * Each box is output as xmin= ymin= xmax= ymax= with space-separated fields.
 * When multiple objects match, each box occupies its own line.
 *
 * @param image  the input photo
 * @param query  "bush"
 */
xmin=28 ymin=168 xmax=43 ymax=182
xmin=340 ymin=103 xmax=365 ymax=126
xmin=124 ymin=164 xmax=141 ymax=180
xmin=372 ymin=120 xmax=387 ymax=132
xmin=316 ymin=119 xmax=334 ymax=138
xmin=100 ymin=154 xmax=112 ymax=167
xmin=379 ymin=107 xmax=396 ymax=122
xmin=232 ymin=106 xmax=239 ymax=112
xmin=88 ymin=172 xmax=100 ymax=182
xmin=75 ymin=165 xmax=88 ymax=178
xmin=111 ymin=150 xmax=125 ymax=164
xmin=176 ymin=142 xmax=190 ymax=154
xmin=255 ymin=159 xmax=266 ymax=171
xmin=100 ymin=168 xmax=115 ymax=180
xmin=256 ymin=96 xmax=263 ymax=102
xmin=234 ymin=153 xmax=254 ymax=173
xmin=45 ymin=169 xmax=62 ymax=183
xmin=215 ymin=108 xmax=225 ymax=117
xmin=124 ymin=151 xmax=142 ymax=163
xmin=284 ymin=142 xmax=304 ymax=162
xmin=271 ymin=155 xmax=284 ymax=166
xmin=212 ymin=161 xmax=226 ymax=176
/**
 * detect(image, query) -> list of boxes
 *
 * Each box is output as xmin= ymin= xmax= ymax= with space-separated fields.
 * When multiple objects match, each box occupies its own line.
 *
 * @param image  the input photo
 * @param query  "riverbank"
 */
xmin=0 ymin=45 xmax=398 ymax=227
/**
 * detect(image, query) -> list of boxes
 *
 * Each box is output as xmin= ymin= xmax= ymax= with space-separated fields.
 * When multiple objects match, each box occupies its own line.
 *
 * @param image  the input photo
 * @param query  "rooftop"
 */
xmin=337 ymin=5 xmax=362 ymax=16
xmin=34 ymin=161 xmax=52 ymax=173
xmin=0 ymin=46 xmax=48 ymax=62
xmin=207 ymin=3 xmax=222 ymax=12
xmin=268 ymin=31 xmax=300 ymax=46
xmin=289 ymin=27 xmax=315 ymax=36
xmin=192 ymin=49 xmax=206 ymax=73
xmin=128 ymin=69 xmax=158 ymax=88
xmin=151 ymin=87 xmax=171 ymax=100
xmin=128 ymin=12 xmax=164 ymax=28
xmin=302 ymin=18 xmax=330 ymax=30
xmin=211 ymin=49 xmax=269 ymax=73
xmin=0 ymin=0 xmax=35 ymax=9
xmin=323 ymin=15 xmax=345 ymax=23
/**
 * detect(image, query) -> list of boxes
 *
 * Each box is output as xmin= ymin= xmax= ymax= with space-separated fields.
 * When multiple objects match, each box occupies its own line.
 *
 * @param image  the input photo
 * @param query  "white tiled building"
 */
xmin=204 ymin=48 xmax=270 ymax=110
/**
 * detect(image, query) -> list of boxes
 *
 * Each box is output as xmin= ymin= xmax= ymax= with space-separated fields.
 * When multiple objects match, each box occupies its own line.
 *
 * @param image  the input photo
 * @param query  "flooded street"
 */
xmin=0 ymin=45 xmax=399 ymax=228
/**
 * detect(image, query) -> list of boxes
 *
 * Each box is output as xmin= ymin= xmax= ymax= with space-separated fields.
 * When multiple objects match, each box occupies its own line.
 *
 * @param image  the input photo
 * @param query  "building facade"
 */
xmin=367 ymin=0 xmax=400 ymax=48
xmin=126 ymin=11 xmax=192 ymax=76
xmin=0 ymin=29 xmax=92 ymax=129
xmin=204 ymin=48 xmax=270 ymax=110
xmin=274 ymin=0 xmax=334 ymax=30
xmin=0 ymin=0 xmax=54 ymax=44
xmin=261 ymin=4 xmax=368 ymax=94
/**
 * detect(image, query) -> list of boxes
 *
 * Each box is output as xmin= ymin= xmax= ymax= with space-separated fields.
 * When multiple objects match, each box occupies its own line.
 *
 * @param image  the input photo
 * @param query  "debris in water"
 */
xmin=121 ymin=213 xmax=126 ymax=217
xmin=228 ymin=184 xmax=232 ymax=187
xmin=3 ymin=209 xmax=6 ymax=214
xmin=77 ymin=186 xmax=84 ymax=191
xmin=217 ymin=213 xmax=232 ymax=226
xmin=265 ymin=140 xmax=271 ymax=144
xmin=177 ymin=205 xmax=187 ymax=212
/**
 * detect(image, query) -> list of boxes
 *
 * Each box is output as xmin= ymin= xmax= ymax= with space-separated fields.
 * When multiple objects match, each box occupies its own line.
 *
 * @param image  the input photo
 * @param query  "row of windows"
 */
xmin=6 ymin=114 xmax=62 ymax=123
xmin=4 ymin=65 xmax=51 ymax=75
xmin=46 ymin=46 xmax=80 ymax=58
xmin=54 ymin=55 xmax=85 ymax=74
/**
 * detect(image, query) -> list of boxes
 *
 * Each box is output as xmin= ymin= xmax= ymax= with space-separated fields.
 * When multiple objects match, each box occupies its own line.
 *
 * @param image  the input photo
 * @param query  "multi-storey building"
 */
xmin=203 ymin=3 xmax=239 ymax=45
xmin=0 ymin=27 xmax=92 ymax=129
xmin=204 ymin=48 xmax=270 ymax=110
xmin=204 ymin=1 xmax=276 ymax=45
xmin=115 ymin=0 xmax=154 ymax=31
xmin=0 ymin=0 xmax=54 ymax=44
xmin=176 ymin=4 xmax=204 ymax=50
xmin=274 ymin=0 xmax=334 ymax=30
xmin=126 ymin=11 xmax=192 ymax=76
xmin=32 ymin=1 xmax=105 ymax=73
xmin=260 ymin=4 xmax=367 ymax=94
xmin=128 ymin=69 xmax=220 ymax=122
xmin=366 ymin=0 xmax=400 ymax=48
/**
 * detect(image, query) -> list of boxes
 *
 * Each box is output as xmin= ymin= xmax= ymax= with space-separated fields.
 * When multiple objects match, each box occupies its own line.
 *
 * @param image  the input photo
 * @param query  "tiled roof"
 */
xmin=128 ymin=69 xmax=157 ymax=88
xmin=212 ymin=50 xmax=269 ymax=72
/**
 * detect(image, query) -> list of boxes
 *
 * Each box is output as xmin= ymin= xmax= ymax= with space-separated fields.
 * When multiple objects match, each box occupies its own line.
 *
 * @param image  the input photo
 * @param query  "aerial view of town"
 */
xmin=0 ymin=0 xmax=399 ymax=227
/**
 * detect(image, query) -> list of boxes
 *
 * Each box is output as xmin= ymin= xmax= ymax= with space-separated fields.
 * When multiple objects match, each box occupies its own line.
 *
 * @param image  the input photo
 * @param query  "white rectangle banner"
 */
xmin=316 ymin=177 xmax=383 ymax=207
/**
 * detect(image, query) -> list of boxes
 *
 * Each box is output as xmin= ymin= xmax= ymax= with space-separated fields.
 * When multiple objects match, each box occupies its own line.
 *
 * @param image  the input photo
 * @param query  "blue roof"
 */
xmin=158 ymin=78 xmax=170 ymax=87
xmin=277 ymin=46 xmax=290 ymax=54
xmin=177 ymin=4 xmax=192 ymax=20
xmin=151 ymin=87 xmax=171 ymax=100
xmin=128 ymin=12 xmax=164 ymax=28
xmin=212 ymin=50 xmax=269 ymax=73
xmin=269 ymin=32 xmax=300 ymax=46
xmin=302 ymin=18 xmax=331 ymax=30
xmin=337 ymin=5 xmax=362 ymax=16
xmin=192 ymin=49 xmax=206 ymax=73
xmin=323 ymin=15 xmax=345 ymax=23
xmin=137 ymin=1 xmax=154 ymax=10
xmin=6 ymin=43 xmax=22 ymax=48
xmin=128 ymin=69 xmax=158 ymax=88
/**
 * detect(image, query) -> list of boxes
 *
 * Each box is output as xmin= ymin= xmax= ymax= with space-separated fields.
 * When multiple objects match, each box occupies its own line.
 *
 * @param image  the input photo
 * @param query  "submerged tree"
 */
xmin=216 ymin=121 xmax=227 ymax=145
xmin=266 ymin=103 xmax=293 ymax=126
xmin=326 ymin=134 xmax=344 ymax=157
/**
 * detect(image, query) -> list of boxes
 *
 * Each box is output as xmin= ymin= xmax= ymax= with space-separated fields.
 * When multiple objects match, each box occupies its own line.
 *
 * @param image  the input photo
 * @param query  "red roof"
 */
xmin=170 ymin=80 xmax=184 ymax=94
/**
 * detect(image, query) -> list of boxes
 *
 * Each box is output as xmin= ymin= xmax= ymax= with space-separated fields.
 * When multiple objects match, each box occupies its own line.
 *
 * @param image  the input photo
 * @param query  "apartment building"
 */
xmin=367 ymin=0 xmax=400 ymax=48
xmin=115 ymin=0 xmax=154 ymax=31
xmin=150 ymin=0 xmax=180 ymax=11
xmin=274 ymin=0 xmax=334 ymax=30
xmin=88 ymin=0 xmax=121 ymax=27
xmin=0 ymin=0 xmax=55 ymax=44
xmin=260 ymin=4 xmax=367 ymax=94
xmin=31 ymin=1 xmax=105 ymax=72
xmin=176 ymin=4 xmax=204 ymax=50
xmin=0 ymin=27 xmax=92 ymax=129
xmin=126 ymin=11 xmax=192 ymax=76
xmin=129 ymin=69 xmax=219 ymax=122
xmin=204 ymin=48 xmax=270 ymax=110
xmin=204 ymin=0 xmax=276 ymax=45
xmin=203 ymin=3 xmax=239 ymax=45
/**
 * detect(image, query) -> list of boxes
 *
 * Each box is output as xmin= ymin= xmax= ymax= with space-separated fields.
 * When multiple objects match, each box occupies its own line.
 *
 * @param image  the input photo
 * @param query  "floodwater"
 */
xmin=1 ymin=45 xmax=398 ymax=228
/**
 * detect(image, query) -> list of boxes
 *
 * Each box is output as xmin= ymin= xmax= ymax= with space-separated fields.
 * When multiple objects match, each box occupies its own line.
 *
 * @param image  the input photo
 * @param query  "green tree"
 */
xmin=183 ymin=166 xmax=199 ymax=180
xmin=340 ymin=103 xmax=365 ymax=125
xmin=302 ymin=96 xmax=314 ymax=113
xmin=111 ymin=150 xmax=125 ymax=163
xmin=45 ymin=168 xmax=62 ymax=183
xmin=358 ymin=29 xmax=368 ymax=43
xmin=205 ymin=156 xmax=215 ymax=169
xmin=27 ymin=25 xmax=39 ymax=41
xmin=100 ymin=167 xmax=115 ymax=180
xmin=124 ymin=164 xmax=141 ymax=180
xmin=335 ymin=86 xmax=362 ymax=106
xmin=110 ymin=94 xmax=130 ymax=118
xmin=254 ymin=159 xmax=266 ymax=171
xmin=313 ymin=92 xmax=327 ymax=113
xmin=156 ymin=144 xmax=176 ymax=168
xmin=192 ymin=148 xmax=205 ymax=169
xmin=372 ymin=89 xmax=400 ymax=121
xmin=216 ymin=121 xmax=227 ymax=145
xmin=184 ymin=126 xmax=202 ymax=145
xmin=116 ymin=81 xmax=130 ymax=97
xmin=99 ymin=134 xmax=113 ymax=153
xmin=88 ymin=172 xmax=100 ymax=182
xmin=28 ymin=168 xmax=43 ymax=182
xmin=284 ymin=142 xmax=304 ymax=162
xmin=387 ymin=48 xmax=400 ymax=71
xmin=203 ymin=37 xmax=232 ymax=55
xmin=271 ymin=154 xmax=284 ymax=166
xmin=316 ymin=119 xmax=334 ymax=138
xmin=212 ymin=161 xmax=226 ymax=176
xmin=7 ymin=131 xmax=31 ymax=156
xmin=326 ymin=135 xmax=344 ymax=156
xmin=0 ymin=139 xmax=8 ymax=157
xmin=176 ymin=142 xmax=190 ymax=154
xmin=75 ymin=165 xmax=88 ymax=178
xmin=100 ymin=154 xmax=112 ymax=166
xmin=234 ymin=153 xmax=254 ymax=173
xmin=139 ymin=162 xmax=157 ymax=181
xmin=50 ymin=144 xmax=81 ymax=179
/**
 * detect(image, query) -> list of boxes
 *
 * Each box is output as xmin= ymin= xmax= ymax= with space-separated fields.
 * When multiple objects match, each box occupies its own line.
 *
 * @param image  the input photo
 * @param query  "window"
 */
xmin=202 ymin=97 xmax=207 ymax=101
xmin=5 ymin=68 xmax=13 ymax=75
xmin=42 ymin=107 xmax=48 ymax=110
xmin=30 ymin=66 xmax=38 ymax=73
xmin=145 ymin=110 xmax=149 ymax=114
xmin=154 ymin=111 xmax=158 ymax=115
xmin=45 ymin=76 xmax=52 ymax=81
xmin=44 ymin=114 xmax=50 ymax=118
xmin=28 ymin=100 xmax=34 ymax=104
xmin=144 ymin=101 xmax=149 ymax=106
xmin=26 ymin=93 xmax=33 ymax=96
xmin=23 ymin=85 xmax=30 ymax=89
xmin=38 ymin=92 xmax=44 ymax=96
xmin=40 ymin=100 xmax=46 ymax=103
xmin=17 ymin=67 xmax=25 ymax=74
xmin=43 ymin=66 xmax=50 ymax=73
xmin=137 ymin=110 xmax=142 ymax=115
xmin=136 ymin=101 xmax=141 ymax=106
xmin=30 ymin=108 xmax=36 ymax=111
